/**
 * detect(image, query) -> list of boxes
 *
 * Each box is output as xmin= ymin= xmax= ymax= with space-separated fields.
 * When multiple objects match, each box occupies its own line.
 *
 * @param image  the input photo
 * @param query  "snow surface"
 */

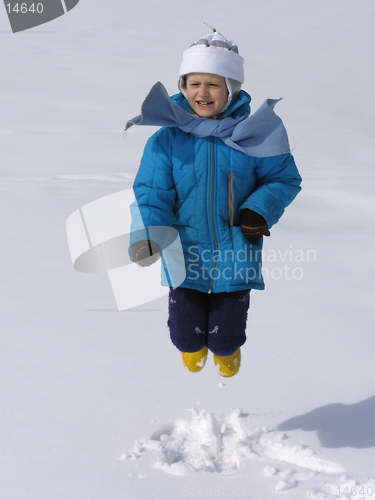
xmin=1 ymin=0 xmax=375 ymax=499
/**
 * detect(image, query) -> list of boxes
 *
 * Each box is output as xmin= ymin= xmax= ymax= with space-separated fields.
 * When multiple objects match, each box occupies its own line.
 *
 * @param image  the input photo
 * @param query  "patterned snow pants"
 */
xmin=167 ymin=287 xmax=250 ymax=356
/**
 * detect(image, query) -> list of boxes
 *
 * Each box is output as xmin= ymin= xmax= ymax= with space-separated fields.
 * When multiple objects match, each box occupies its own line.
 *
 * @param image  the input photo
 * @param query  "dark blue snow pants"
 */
xmin=167 ymin=287 xmax=250 ymax=357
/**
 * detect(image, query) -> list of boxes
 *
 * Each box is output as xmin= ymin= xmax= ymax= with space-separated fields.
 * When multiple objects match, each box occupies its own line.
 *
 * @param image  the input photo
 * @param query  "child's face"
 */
xmin=185 ymin=73 xmax=229 ymax=117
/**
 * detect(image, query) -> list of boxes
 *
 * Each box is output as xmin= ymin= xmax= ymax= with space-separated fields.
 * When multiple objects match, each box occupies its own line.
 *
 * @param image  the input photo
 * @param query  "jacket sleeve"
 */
xmin=133 ymin=128 xmax=176 ymax=226
xmin=129 ymin=128 xmax=177 ymax=257
xmin=239 ymin=152 xmax=302 ymax=228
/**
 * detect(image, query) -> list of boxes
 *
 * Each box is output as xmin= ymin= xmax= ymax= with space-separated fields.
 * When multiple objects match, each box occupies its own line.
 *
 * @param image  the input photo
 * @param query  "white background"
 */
xmin=1 ymin=0 xmax=375 ymax=498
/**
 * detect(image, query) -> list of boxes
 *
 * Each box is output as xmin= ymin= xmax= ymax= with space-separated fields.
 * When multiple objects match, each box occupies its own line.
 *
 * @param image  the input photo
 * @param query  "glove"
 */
xmin=133 ymin=240 xmax=161 ymax=267
xmin=241 ymin=209 xmax=270 ymax=244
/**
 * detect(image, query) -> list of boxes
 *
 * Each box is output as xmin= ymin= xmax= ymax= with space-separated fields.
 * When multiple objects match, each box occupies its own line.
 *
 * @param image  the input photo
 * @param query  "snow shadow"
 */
xmin=277 ymin=396 xmax=375 ymax=448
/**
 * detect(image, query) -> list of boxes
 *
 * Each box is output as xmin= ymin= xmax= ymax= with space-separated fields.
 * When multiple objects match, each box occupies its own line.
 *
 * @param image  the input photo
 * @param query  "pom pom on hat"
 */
xmin=178 ymin=30 xmax=244 ymax=84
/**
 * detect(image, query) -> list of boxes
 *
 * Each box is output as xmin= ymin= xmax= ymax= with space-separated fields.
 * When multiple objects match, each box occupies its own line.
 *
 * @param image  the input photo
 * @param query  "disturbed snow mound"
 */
xmin=122 ymin=409 xmax=375 ymax=497
xmin=122 ymin=408 xmax=345 ymax=477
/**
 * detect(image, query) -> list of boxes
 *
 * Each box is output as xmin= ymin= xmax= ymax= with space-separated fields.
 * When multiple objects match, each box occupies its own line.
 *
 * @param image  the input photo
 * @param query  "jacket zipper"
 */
xmin=228 ymin=172 xmax=235 ymax=228
xmin=208 ymin=137 xmax=219 ymax=293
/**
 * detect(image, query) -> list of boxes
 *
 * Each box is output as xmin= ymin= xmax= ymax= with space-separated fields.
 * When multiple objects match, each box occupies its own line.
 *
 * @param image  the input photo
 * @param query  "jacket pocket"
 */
xmin=229 ymin=225 xmax=264 ymax=287
xmin=228 ymin=172 xmax=235 ymax=227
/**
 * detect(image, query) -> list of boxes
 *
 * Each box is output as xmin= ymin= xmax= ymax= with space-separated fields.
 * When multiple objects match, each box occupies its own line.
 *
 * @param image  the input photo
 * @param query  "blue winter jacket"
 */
xmin=131 ymin=91 xmax=302 ymax=293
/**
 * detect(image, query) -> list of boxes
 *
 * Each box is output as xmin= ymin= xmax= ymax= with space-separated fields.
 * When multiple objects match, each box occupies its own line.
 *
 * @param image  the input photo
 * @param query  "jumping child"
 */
xmin=126 ymin=30 xmax=302 ymax=377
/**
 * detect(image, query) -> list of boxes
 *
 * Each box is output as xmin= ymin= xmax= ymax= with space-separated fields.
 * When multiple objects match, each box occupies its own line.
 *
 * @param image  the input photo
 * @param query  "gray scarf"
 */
xmin=125 ymin=82 xmax=291 ymax=158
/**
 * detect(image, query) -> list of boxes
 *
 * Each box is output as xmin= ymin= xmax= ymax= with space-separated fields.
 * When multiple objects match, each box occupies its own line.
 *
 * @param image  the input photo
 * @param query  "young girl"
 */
xmin=126 ymin=30 xmax=302 ymax=377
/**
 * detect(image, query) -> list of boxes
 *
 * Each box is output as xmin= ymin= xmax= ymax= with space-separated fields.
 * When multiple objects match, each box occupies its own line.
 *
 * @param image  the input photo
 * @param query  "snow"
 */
xmin=123 ymin=408 xmax=345 ymax=476
xmin=1 ymin=0 xmax=375 ymax=498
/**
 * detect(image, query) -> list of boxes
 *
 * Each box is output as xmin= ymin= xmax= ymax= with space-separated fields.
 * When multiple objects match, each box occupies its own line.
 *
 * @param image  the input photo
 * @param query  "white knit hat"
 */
xmin=178 ymin=31 xmax=244 ymax=115
xmin=178 ymin=31 xmax=245 ymax=84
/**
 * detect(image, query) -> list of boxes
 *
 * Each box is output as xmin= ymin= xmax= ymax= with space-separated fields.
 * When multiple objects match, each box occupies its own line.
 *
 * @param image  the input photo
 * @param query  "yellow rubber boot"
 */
xmin=181 ymin=346 xmax=208 ymax=372
xmin=213 ymin=349 xmax=241 ymax=378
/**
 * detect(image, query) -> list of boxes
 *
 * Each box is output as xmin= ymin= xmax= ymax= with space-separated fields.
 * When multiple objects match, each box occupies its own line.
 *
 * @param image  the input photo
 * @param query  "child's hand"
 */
xmin=133 ymin=240 xmax=161 ymax=267
xmin=241 ymin=209 xmax=270 ymax=244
